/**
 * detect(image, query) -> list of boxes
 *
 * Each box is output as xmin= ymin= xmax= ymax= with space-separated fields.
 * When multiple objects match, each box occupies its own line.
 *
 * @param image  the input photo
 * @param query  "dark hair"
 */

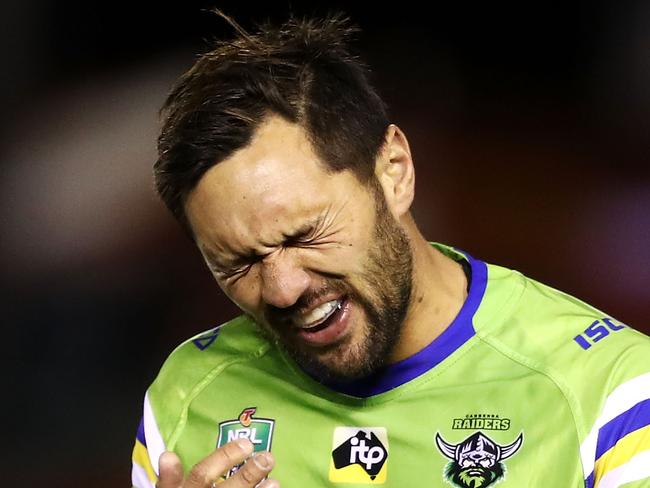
xmin=154 ymin=12 xmax=390 ymax=232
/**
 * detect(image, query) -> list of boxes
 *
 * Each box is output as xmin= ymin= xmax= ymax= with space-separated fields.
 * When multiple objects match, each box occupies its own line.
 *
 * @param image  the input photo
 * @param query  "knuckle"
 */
xmin=239 ymin=465 xmax=259 ymax=485
xmin=221 ymin=443 xmax=242 ymax=464
xmin=186 ymin=465 xmax=210 ymax=486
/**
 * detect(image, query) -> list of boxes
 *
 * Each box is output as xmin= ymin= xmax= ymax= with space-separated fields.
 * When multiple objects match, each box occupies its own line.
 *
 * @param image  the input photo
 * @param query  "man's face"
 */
xmin=185 ymin=116 xmax=413 ymax=382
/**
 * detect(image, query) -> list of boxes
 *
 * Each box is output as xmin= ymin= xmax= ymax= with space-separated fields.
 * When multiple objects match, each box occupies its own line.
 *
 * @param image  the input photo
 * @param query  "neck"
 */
xmin=388 ymin=217 xmax=468 ymax=363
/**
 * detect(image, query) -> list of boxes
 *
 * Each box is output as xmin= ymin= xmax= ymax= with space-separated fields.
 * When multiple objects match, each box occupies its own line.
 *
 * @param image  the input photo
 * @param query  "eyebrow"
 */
xmin=200 ymin=246 xmax=241 ymax=271
xmin=281 ymin=219 xmax=319 ymax=242
xmin=202 ymin=213 xmax=327 ymax=269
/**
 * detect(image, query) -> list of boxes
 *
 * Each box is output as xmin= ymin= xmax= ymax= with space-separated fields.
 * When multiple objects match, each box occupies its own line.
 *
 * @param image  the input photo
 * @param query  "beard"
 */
xmin=260 ymin=183 xmax=414 ymax=383
xmin=446 ymin=462 xmax=504 ymax=488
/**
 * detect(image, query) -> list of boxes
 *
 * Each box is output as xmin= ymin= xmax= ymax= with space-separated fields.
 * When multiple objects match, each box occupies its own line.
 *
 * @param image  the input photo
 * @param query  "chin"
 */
xmin=297 ymin=335 xmax=386 ymax=383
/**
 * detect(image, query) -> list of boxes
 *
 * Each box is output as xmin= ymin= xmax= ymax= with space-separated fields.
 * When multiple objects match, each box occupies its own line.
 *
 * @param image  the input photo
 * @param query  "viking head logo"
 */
xmin=435 ymin=431 xmax=523 ymax=488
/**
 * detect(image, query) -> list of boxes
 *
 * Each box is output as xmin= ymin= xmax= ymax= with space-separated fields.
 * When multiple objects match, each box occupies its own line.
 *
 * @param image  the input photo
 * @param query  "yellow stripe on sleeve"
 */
xmin=132 ymin=440 xmax=158 ymax=483
xmin=594 ymin=424 xmax=650 ymax=486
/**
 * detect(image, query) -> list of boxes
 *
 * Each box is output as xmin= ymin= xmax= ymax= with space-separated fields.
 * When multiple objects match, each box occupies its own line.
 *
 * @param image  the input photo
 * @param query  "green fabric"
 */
xmin=140 ymin=243 xmax=650 ymax=487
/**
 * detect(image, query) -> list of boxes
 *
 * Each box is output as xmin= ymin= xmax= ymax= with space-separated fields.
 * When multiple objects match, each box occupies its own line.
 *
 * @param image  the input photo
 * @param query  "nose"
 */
xmin=260 ymin=252 xmax=310 ymax=309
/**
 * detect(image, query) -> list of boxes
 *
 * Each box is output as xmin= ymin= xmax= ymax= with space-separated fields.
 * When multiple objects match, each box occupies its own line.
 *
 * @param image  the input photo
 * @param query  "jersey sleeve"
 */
xmin=485 ymin=270 xmax=650 ymax=488
xmin=582 ymin=372 xmax=650 ymax=488
xmin=131 ymin=392 xmax=166 ymax=488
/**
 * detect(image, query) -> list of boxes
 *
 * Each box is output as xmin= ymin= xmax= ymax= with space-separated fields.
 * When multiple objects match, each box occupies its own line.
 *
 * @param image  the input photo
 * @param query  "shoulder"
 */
xmin=132 ymin=315 xmax=272 ymax=485
xmin=147 ymin=315 xmax=271 ymax=439
xmin=476 ymin=262 xmax=650 ymax=484
xmin=482 ymin=264 xmax=649 ymax=379
xmin=157 ymin=314 xmax=269 ymax=377
xmin=477 ymin=261 xmax=648 ymax=370
xmin=479 ymin=262 xmax=650 ymax=393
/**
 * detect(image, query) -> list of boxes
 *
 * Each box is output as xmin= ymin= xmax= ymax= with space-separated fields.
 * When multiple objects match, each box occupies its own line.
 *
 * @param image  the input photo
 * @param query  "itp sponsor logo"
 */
xmin=329 ymin=427 xmax=388 ymax=484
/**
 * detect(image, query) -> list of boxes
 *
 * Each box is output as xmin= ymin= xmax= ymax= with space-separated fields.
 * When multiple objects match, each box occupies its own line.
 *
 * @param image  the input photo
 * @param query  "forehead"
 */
xmin=185 ymin=116 xmax=363 ymax=252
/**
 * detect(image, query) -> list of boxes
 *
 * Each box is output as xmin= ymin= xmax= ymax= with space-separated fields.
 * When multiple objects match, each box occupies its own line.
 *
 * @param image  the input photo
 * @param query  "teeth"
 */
xmin=294 ymin=299 xmax=342 ymax=328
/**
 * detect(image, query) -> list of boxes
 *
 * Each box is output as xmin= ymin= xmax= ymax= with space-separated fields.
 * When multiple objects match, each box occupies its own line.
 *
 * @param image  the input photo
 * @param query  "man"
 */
xmin=132 ymin=13 xmax=650 ymax=488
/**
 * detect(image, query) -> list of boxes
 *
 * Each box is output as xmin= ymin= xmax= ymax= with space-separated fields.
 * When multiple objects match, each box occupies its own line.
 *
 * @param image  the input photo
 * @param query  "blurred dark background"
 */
xmin=1 ymin=1 xmax=648 ymax=486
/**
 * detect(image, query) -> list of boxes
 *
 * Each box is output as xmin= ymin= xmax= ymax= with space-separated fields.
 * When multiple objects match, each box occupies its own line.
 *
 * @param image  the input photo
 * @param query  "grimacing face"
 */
xmin=185 ymin=116 xmax=413 ymax=382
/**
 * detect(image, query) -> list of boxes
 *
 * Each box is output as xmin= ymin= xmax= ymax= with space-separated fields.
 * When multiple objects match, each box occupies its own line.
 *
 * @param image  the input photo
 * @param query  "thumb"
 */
xmin=156 ymin=451 xmax=184 ymax=488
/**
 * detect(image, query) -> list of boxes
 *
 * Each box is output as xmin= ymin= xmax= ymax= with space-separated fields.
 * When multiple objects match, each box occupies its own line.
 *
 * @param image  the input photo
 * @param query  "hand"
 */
xmin=156 ymin=438 xmax=279 ymax=488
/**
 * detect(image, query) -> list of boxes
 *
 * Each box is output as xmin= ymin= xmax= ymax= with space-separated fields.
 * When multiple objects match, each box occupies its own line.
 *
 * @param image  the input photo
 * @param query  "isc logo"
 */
xmin=574 ymin=318 xmax=626 ymax=350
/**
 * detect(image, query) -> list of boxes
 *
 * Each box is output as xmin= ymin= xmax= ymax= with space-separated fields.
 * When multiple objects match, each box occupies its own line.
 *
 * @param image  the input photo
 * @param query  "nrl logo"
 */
xmin=435 ymin=431 xmax=523 ymax=488
xmin=217 ymin=407 xmax=274 ymax=478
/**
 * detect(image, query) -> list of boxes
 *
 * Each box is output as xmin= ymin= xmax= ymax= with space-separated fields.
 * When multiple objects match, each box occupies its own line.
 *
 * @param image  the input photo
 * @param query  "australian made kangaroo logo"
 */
xmin=435 ymin=431 xmax=523 ymax=488
xmin=217 ymin=407 xmax=274 ymax=478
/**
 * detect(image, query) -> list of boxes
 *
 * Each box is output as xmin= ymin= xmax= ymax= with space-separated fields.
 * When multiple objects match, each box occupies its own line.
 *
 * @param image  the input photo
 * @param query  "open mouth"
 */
xmin=292 ymin=296 xmax=350 ymax=346
xmin=295 ymin=297 xmax=343 ymax=330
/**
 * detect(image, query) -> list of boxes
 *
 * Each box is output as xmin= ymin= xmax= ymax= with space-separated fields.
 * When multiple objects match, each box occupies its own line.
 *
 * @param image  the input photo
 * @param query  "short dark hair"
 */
xmin=154 ymin=12 xmax=390 ymax=232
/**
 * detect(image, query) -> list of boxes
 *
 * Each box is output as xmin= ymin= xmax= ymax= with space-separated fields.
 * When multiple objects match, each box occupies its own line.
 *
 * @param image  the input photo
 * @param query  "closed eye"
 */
xmin=285 ymin=222 xmax=340 ymax=248
xmin=289 ymin=227 xmax=341 ymax=248
xmin=286 ymin=233 xmax=316 ymax=246
xmin=222 ymin=252 xmax=268 ymax=280
xmin=208 ymin=259 xmax=252 ymax=280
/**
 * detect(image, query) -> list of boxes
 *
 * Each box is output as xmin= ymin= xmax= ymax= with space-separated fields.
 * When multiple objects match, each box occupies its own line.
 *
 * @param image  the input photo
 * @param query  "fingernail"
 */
xmin=252 ymin=452 xmax=271 ymax=470
xmin=235 ymin=438 xmax=252 ymax=452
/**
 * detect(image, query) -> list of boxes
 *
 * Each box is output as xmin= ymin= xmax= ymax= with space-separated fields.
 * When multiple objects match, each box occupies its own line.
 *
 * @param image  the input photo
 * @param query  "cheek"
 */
xmin=217 ymin=269 xmax=263 ymax=314
xmin=298 ymin=229 xmax=374 ymax=277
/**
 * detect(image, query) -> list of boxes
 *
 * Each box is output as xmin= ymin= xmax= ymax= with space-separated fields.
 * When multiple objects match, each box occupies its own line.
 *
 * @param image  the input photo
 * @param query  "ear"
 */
xmin=375 ymin=124 xmax=415 ymax=219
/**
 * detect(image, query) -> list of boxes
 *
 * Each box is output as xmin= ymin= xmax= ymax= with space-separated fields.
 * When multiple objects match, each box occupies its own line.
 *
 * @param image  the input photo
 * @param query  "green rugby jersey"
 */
xmin=132 ymin=243 xmax=650 ymax=488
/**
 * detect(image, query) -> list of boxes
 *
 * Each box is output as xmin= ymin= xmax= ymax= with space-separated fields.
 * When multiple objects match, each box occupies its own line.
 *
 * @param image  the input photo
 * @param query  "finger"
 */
xmin=226 ymin=451 xmax=275 ymax=487
xmin=184 ymin=438 xmax=254 ymax=488
xmin=157 ymin=451 xmax=184 ymax=488
xmin=256 ymin=477 xmax=280 ymax=488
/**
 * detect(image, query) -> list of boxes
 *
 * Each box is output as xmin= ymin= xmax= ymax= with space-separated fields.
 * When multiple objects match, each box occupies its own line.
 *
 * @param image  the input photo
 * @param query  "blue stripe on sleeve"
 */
xmin=595 ymin=398 xmax=650 ymax=460
xmin=136 ymin=416 xmax=147 ymax=447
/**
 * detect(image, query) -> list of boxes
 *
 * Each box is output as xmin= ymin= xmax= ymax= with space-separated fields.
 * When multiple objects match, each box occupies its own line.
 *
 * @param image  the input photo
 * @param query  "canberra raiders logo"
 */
xmin=435 ymin=431 xmax=523 ymax=488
